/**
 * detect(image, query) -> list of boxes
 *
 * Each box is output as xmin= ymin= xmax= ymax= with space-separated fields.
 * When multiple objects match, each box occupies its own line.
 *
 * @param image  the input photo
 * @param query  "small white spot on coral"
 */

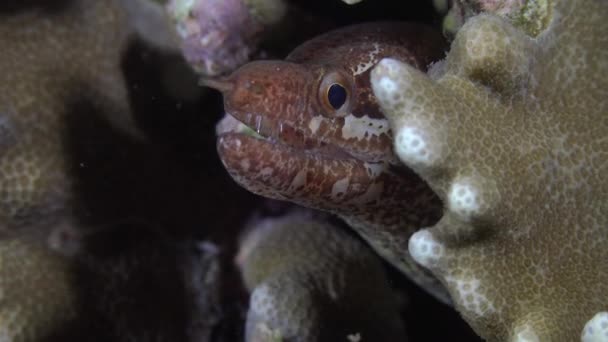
xmin=394 ymin=126 xmax=433 ymax=166
xmin=249 ymin=284 xmax=275 ymax=317
xmin=347 ymin=332 xmax=362 ymax=342
xmin=448 ymin=181 xmax=481 ymax=219
xmin=581 ymin=311 xmax=608 ymax=342
xmin=408 ymin=229 xmax=444 ymax=269
xmin=256 ymin=322 xmax=283 ymax=340
xmin=512 ymin=325 xmax=539 ymax=342
xmin=378 ymin=76 xmax=397 ymax=94
xmin=445 ymin=276 xmax=496 ymax=317
xmin=377 ymin=58 xmax=403 ymax=74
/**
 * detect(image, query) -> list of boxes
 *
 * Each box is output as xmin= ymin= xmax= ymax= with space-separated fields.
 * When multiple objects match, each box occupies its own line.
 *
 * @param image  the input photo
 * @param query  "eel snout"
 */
xmin=203 ymin=60 xmax=314 ymax=143
xmin=199 ymin=77 xmax=234 ymax=93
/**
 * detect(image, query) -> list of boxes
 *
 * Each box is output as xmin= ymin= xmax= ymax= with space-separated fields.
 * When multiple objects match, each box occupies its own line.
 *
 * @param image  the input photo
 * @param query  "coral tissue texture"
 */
xmin=0 ymin=0 xmax=139 ymax=231
xmin=238 ymin=211 xmax=406 ymax=342
xmin=0 ymin=238 xmax=76 ymax=342
xmin=371 ymin=0 xmax=607 ymax=341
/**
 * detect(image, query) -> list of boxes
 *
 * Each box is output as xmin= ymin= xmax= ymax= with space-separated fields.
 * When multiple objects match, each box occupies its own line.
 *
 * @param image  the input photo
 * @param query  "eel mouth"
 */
xmin=215 ymin=112 xmax=396 ymax=210
xmin=207 ymin=75 xmax=400 ymax=210
xmin=216 ymin=112 xmax=357 ymax=161
xmin=203 ymin=75 xmax=369 ymax=163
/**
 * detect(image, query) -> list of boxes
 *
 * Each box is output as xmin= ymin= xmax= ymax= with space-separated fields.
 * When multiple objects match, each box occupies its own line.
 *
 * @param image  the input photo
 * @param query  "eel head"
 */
xmin=209 ymin=23 xmax=446 ymax=224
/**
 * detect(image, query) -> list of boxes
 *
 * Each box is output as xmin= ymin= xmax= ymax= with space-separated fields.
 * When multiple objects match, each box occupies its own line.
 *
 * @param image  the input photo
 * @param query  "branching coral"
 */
xmin=370 ymin=0 xmax=607 ymax=340
xmin=237 ymin=210 xmax=406 ymax=342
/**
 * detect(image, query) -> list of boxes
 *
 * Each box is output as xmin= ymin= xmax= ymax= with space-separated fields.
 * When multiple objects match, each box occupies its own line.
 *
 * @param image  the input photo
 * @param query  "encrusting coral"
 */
xmin=370 ymin=0 xmax=607 ymax=340
xmin=237 ymin=209 xmax=406 ymax=342
xmin=0 ymin=222 xmax=224 ymax=341
xmin=0 ymin=2 xmax=230 ymax=339
xmin=0 ymin=237 xmax=77 ymax=342
xmin=0 ymin=0 xmax=154 ymax=232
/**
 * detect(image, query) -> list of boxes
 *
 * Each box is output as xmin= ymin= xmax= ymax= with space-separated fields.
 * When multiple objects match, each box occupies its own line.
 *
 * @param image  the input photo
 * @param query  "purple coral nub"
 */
xmin=168 ymin=0 xmax=264 ymax=76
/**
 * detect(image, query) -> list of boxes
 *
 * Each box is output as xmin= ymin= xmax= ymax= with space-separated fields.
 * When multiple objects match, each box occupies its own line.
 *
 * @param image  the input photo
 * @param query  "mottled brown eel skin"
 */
xmin=207 ymin=22 xmax=452 ymax=302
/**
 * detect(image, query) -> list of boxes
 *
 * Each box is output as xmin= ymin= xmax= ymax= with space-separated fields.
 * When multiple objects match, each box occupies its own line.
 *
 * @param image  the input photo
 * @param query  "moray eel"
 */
xmin=208 ymin=22 xmax=450 ymax=302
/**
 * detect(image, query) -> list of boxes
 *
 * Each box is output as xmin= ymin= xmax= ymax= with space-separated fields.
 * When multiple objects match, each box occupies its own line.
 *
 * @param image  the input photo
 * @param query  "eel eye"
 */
xmin=327 ymin=83 xmax=347 ymax=109
xmin=318 ymin=70 xmax=353 ymax=118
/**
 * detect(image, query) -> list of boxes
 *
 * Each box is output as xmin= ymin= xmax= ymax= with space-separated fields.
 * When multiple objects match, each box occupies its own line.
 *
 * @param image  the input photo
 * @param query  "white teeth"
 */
xmin=255 ymin=115 xmax=263 ymax=134
xmin=219 ymin=113 xmax=377 ymax=162
xmin=216 ymin=113 xmax=266 ymax=139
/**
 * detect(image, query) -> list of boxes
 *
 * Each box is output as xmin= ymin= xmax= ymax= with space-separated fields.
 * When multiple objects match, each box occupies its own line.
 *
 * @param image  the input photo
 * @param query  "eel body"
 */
xmin=210 ymin=22 xmax=450 ymax=302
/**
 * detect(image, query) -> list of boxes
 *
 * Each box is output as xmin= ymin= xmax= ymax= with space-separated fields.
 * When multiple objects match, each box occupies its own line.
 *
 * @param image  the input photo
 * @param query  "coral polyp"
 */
xmin=371 ymin=0 xmax=607 ymax=340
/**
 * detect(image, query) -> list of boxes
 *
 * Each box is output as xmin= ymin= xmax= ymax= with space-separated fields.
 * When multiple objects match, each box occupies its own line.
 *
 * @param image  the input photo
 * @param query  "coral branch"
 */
xmin=371 ymin=0 xmax=608 ymax=340
xmin=238 ymin=210 xmax=406 ymax=342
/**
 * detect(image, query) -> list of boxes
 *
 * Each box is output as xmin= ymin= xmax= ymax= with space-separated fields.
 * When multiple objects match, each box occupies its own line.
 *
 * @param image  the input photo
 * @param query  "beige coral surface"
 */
xmin=0 ymin=0 xmax=141 ymax=232
xmin=371 ymin=0 xmax=607 ymax=341
xmin=238 ymin=211 xmax=406 ymax=342
xmin=0 ymin=237 xmax=77 ymax=342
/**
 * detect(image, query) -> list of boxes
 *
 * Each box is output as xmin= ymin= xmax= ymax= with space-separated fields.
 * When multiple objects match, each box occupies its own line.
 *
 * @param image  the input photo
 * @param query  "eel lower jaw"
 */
xmin=216 ymin=114 xmax=396 ymax=211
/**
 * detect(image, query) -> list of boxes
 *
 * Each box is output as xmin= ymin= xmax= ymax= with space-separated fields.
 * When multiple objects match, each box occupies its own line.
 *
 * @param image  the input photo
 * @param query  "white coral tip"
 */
xmin=512 ymin=325 xmax=539 ymax=342
xmin=581 ymin=311 xmax=608 ymax=342
xmin=394 ymin=125 xmax=436 ymax=167
xmin=408 ymin=229 xmax=444 ymax=269
xmin=448 ymin=181 xmax=482 ymax=220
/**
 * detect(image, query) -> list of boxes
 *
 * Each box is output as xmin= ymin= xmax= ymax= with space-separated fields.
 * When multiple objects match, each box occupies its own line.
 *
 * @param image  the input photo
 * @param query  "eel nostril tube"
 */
xmin=199 ymin=77 xmax=235 ymax=93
